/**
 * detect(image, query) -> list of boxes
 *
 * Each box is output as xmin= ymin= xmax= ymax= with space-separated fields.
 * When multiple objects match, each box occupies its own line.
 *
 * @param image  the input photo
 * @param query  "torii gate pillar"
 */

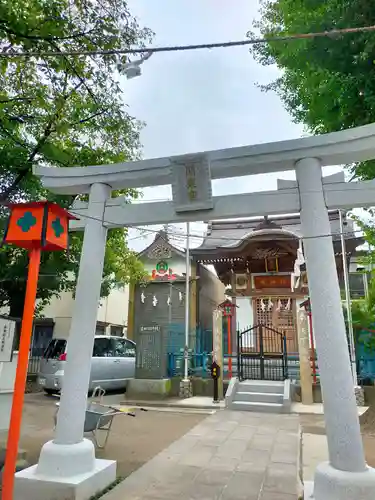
xmin=296 ymin=158 xmax=375 ymax=500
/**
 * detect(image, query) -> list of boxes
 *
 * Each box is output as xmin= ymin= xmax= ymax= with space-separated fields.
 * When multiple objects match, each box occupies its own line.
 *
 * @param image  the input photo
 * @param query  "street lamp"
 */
xmin=119 ymin=51 xmax=153 ymax=80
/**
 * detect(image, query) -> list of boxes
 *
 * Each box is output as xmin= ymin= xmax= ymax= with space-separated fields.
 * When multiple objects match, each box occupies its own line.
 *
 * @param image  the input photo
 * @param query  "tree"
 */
xmin=0 ymin=0 xmax=151 ymax=318
xmin=249 ymin=0 xmax=375 ymax=179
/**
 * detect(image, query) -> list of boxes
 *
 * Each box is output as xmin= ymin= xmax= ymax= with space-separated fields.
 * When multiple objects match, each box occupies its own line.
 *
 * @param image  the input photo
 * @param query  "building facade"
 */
xmin=192 ymin=210 xmax=363 ymax=361
xmin=40 ymin=286 xmax=129 ymax=340
xmin=126 ymin=231 xmax=226 ymax=379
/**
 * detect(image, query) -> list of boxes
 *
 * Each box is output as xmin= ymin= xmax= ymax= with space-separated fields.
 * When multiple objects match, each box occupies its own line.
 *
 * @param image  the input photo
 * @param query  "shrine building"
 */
xmin=191 ymin=210 xmax=363 ymax=358
xmin=126 ymin=211 xmax=363 ymax=383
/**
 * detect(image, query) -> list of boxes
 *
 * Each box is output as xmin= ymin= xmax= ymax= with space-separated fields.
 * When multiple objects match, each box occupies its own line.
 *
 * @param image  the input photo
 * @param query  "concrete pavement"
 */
xmin=101 ymin=409 xmax=302 ymax=500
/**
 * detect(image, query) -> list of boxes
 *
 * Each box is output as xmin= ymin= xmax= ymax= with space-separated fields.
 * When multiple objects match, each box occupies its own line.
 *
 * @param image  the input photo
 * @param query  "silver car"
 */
xmin=38 ymin=336 xmax=136 ymax=394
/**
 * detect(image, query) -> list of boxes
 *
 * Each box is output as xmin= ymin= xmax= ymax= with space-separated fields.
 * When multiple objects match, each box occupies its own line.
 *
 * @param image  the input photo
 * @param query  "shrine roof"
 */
xmin=137 ymin=230 xmax=188 ymax=260
xmin=192 ymin=210 xmax=360 ymax=254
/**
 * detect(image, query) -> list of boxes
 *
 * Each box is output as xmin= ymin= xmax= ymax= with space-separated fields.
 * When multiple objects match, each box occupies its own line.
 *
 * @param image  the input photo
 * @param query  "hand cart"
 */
xmin=53 ymin=386 xmax=145 ymax=450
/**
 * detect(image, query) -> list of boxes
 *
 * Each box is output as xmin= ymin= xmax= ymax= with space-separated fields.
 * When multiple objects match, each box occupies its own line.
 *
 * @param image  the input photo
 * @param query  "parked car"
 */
xmin=38 ymin=336 xmax=136 ymax=394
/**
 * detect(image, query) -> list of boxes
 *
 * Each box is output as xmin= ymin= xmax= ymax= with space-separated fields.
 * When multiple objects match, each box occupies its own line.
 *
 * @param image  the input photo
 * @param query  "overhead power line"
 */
xmin=68 ymin=208 xmax=365 ymax=245
xmin=1 ymin=25 xmax=375 ymax=59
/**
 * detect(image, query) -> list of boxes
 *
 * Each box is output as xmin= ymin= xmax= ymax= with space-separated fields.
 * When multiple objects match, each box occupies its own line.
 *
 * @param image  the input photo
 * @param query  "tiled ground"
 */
xmin=102 ymin=410 xmax=301 ymax=500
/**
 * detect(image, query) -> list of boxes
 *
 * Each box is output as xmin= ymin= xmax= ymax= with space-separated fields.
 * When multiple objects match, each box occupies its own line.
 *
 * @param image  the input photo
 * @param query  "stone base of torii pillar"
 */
xmin=305 ymin=465 xmax=375 ymax=500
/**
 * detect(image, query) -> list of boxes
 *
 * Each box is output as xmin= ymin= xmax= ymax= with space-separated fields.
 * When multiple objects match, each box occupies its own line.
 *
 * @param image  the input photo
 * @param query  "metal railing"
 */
xmin=167 ymin=352 xmax=212 ymax=378
xmin=28 ymin=355 xmax=42 ymax=376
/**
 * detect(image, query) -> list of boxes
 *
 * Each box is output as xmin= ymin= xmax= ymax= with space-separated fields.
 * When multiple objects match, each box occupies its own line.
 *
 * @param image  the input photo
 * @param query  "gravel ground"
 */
xmin=7 ymin=392 xmax=206 ymax=479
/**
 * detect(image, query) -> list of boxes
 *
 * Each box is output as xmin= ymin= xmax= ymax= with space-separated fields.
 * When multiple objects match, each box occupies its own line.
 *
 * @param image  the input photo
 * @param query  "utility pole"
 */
xmin=339 ymin=209 xmax=357 ymax=385
xmin=183 ymin=222 xmax=190 ymax=381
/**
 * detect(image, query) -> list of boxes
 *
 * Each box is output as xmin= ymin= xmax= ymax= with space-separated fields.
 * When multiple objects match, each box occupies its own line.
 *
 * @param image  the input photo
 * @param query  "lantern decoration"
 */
xmin=218 ymin=300 xmax=236 ymax=318
xmin=1 ymin=201 xmax=77 ymax=500
xmin=2 ymin=201 xmax=76 ymax=251
xmin=218 ymin=300 xmax=238 ymax=379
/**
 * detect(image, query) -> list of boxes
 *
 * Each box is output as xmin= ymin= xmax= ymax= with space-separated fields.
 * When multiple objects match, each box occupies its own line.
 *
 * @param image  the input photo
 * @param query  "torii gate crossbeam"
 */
xmin=68 ymin=180 xmax=375 ymax=229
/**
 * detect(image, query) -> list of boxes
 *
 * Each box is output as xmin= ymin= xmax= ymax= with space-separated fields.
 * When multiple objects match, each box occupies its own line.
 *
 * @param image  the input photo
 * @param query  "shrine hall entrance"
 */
xmin=237 ymin=324 xmax=288 ymax=381
xmin=253 ymin=297 xmax=298 ymax=354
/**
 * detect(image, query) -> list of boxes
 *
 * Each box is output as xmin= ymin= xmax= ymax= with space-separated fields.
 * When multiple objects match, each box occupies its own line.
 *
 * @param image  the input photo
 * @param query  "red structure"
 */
xmin=1 ymin=202 xmax=76 ymax=500
xmin=300 ymin=298 xmax=317 ymax=384
xmin=218 ymin=299 xmax=237 ymax=378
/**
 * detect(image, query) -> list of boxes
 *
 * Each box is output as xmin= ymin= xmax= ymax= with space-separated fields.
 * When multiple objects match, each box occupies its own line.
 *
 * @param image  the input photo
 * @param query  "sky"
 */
xmin=122 ymin=0 xmax=342 ymax=253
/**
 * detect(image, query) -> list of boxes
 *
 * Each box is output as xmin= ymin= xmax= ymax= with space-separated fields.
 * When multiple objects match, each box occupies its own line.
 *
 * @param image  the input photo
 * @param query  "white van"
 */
xmin=38 ymin=336 xmax=136 ymax=394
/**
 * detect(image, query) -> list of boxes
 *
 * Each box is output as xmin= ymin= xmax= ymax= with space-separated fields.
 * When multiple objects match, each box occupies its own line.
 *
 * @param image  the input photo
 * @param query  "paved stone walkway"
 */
xmin=102 ymin=410 xmax=301 ymax=500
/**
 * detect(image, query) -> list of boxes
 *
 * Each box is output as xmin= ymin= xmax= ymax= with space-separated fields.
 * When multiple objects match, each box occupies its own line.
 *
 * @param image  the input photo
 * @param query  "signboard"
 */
xmin=171 ymin=154 xmax=213 ymax=213
xmin=0 ymin=317 xmax=16 ymax=362
xmin=135 ymin=324 xmax=165 ymax=379
xmin=212 ymin=309 xmax=223 ymax=364
xmin=212 ymin=309 xmax=223 ymax=400
xmin=253 ymin=275 xmax=291 ymax=289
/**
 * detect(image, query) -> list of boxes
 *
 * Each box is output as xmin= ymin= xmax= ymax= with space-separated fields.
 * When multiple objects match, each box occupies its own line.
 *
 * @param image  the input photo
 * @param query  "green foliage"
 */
xmin=250 ymin=0 xmax=375 ymax=178
xmin=0 ymin=0 xmax=151 ymax=317
xmin=252 ymin=0 xmax=375 ymax=347
xmin=348 ymin=215 xmax=375 ymax=350
xmin=350 ymin=292 xmax=375 ymax=352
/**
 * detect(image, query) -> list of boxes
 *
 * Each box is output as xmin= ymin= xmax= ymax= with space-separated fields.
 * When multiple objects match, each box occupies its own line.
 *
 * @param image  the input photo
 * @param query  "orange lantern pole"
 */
xmin=1 ymin=247 xmax=41 ymax=500
xmin=218 ymin=300 xmax=237 ymax=380
xmin=1 ymin=201 xmax=77 ymax=500
xmin=227 ymin=315 xmax=232 ymax=378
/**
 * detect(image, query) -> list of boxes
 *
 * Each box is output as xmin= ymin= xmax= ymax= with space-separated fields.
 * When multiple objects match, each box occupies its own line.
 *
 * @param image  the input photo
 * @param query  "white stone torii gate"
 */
xmin=15 ymin=123 xmax=375 ymax=500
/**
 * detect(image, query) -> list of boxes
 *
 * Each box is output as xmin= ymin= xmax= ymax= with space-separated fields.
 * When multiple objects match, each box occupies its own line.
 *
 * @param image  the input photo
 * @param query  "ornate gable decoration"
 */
xmin=254 ymin=216 xmax=282 ymax=232
xmin=251 ymin=248 xmax=287 ymax=259
xmin=147 ymin=241 xmax=172 ymax=260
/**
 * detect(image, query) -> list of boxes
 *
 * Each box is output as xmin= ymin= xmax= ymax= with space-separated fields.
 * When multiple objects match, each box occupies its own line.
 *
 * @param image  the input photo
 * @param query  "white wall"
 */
xmin=236 ymin=297 xmax=254 ymax=348
xmin=236 ymin=297 xmax=253 ymax=331
xmin=40 ymin=285 xmax=129 ymax=339
xmin=97 ymin=286 xmax=129 ymax=328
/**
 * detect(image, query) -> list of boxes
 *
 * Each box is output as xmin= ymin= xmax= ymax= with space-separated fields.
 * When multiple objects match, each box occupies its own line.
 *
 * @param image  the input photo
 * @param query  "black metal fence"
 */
xmin=237 ymin=324 xmax=288 ymax=381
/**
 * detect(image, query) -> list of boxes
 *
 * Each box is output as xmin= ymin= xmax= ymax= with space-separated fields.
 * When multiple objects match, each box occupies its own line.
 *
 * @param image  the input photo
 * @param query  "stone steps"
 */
xmin=235 ymin=390 xmax=283 ymax=404
xmin=231 ymin=400 xmax=284 ymax=413
xmin=228 ymin=379 xmax=290 ymax=414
